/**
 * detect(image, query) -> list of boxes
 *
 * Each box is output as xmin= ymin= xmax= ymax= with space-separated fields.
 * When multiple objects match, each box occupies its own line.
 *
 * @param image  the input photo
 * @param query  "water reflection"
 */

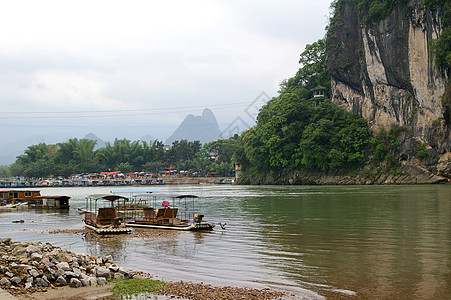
xmin=31 ymin=208 xmax=71 ymax=217
xmin=82 ymin=233 xmax=130 ymax=261
xmin=236 ymin=185 xmax=451 ymax=298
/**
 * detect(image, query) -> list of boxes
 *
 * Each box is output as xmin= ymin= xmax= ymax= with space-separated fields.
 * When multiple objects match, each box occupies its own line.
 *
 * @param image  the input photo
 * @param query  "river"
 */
xmin=1 ymin=185 xmax=450 ymax=299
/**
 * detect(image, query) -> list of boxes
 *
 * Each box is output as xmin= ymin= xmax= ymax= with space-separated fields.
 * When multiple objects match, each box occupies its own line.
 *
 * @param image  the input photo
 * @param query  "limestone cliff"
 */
xmin=326 ymin=0 xmax=450 ymax=180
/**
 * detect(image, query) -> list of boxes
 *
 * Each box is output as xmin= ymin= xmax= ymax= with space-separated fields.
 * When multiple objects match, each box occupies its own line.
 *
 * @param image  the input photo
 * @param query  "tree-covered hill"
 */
xmin=235 ymin=39 xmax=372 ymax=182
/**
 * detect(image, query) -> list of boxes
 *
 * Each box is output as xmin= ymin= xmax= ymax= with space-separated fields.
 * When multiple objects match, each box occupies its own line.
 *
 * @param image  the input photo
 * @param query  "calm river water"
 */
xmin=1 ymin=185 xmax=450 ymax=299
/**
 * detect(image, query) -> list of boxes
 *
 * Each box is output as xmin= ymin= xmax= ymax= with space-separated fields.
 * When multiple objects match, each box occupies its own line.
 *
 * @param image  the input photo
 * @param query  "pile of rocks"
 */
xmin=0 ymin=238 xmax=129 ymax=290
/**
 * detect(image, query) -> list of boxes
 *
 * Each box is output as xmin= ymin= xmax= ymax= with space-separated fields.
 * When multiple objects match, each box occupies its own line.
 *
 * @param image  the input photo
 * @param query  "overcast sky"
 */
xmin=0 ymin=0 xmax=332 ymax=144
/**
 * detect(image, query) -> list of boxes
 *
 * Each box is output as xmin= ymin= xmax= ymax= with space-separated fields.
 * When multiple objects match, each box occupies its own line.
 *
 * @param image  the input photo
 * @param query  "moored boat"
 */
xmin=111 ymin=190 xmax=215 ymax=231
xmin=83 ymin=194 xmax=132 ymax=235
xmin=29 ymin=195 xmax=70 ymax=209
xmin=0 ymin=189 xmax=41 ymax=206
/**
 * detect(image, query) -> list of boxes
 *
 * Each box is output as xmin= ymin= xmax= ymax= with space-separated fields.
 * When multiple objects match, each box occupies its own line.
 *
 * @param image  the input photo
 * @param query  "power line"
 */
xmin=0 ymin=101 xmax=250 ymax=115
xmin=0 ymin=123 xmax=176 ymax=128
xmin=0 ymin=102 xmax=250 ymax=119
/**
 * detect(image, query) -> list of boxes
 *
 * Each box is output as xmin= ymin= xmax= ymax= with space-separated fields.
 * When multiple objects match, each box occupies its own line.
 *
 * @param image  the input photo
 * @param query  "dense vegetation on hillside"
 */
xmin=426 ymin=0 xmax=451 ymax=119
xmin=425 ymin=0 xmax=451 ymax=74
xmin=1 ymin=137 xmax=238 ymax=178
xmin=329 ymin=0 xmax=409 ymax=24
xmin=235 ymin=39 xmax=371 ymax=180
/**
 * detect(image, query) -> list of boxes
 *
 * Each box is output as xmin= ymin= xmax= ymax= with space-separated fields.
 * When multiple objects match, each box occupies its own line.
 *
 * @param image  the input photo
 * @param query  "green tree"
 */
xmin=279 ymin=38 xmax=330 ymax=99
xmin=204 ymin=136 xmax=239 ymax=164
xmin=0 ymin=165 xmax=11 ymax=177
xmin=9 ymin=162 xmax=25 ymax=177
xmin=167 ymin=140 xmax=201 ymax=164
xmin=54 ymin=138 xmax=79 ymax=165
xmin=142 ymin=161 xmax=163 ymax=173
xmin=73 ymin=139 xmax=98 ymax=173
xmin=115 ymin=162 xmax=133 ymax=173
xmin=17 ymin=143 xmax=52 ymax=165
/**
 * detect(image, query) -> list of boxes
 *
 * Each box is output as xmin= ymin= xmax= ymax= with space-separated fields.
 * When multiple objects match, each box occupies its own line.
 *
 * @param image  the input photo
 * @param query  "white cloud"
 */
xmin=24 ymin=70 xmax=127 ymax=109
xmin=0 ymin=0 xmax=332 ymax=144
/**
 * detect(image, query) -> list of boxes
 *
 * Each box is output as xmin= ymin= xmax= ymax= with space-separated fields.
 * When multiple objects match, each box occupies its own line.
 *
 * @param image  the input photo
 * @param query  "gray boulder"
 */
xmin=64 ymin=271 xmax=77 ymax=279
xmin=88 ymin=276 xmax=97 ymax=286
xmin=97 ymin=277 xmax=107 ymax=286
xmin=11 ymin=246 xmax=27 ymax=259
xmin=26 ymin=245 xmax=41 ymax=254
xmin=29 ymin=269 xmax=39 ymax=278
xmin=69 ymin=278 xmax=82 ymax=288
xmin=81 ymin=278 xmax=91 ymax=287
xmin=103 ymin=255 xmax=113 ymax=264
xmin=18 ymin=264 xmax=31 ymax=272
xmin=55 ymin=268 xmax=65 ymax=277
xmin=1 ymin=238 xmax=11 ymax=244
xmin=0 ymin=278 xmax=11 ymax=287
xmin=109 ymin=264 xmax=119 ymax=272
xmin=35 ymin=277 xmax=49 ymax=287
xmin=96 ymin=266 xmax=111 ymax=278
xmin=30 ymin=252 xmax=42 ymax=261
xmin=11 ymin=277 xmax=21 ymax=285
xmin=56 ymin=275 xmax=67 ymax=286
xmin=56 ymin=261 xmax=70 ymax=271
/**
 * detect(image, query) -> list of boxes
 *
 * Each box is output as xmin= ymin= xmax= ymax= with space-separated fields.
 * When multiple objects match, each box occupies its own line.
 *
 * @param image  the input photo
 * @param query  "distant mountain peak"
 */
xmin=202 ymin=108 xmax=218 ymax=125
xmin=165 ymin=109 xmax=220 ymax=145
xmin=140 ymin=135 xmax=155 ymax=143
xmin=84 ymin=133 xmax=99 ymax=140
xmin=84 ymin=133 xmax=106 ymax=149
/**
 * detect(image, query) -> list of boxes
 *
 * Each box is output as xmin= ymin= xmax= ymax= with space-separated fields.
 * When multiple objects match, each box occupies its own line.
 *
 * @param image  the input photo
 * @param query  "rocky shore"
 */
xmin=0 ymin=238 xmax=129 ymax=297
xmin=240 ymin=163 xmax=449 ymax=185
xmin=0 ymin=238 xmax=293 ymax=299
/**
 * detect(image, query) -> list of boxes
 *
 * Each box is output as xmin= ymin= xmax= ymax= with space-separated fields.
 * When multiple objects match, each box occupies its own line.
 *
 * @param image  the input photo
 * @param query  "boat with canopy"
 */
xmin=111 ymin=190 xmax=215 ymax=231
xmin=83 ymin=194 xmax=132 ymax=234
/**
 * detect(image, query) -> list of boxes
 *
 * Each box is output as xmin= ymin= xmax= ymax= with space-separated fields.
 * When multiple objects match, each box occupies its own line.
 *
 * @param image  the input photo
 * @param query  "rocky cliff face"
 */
xmin=327 ymin=0 xmax=450 ymax=179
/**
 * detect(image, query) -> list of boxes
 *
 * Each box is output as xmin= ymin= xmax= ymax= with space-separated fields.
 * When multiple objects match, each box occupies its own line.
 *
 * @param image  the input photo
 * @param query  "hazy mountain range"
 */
xmin=0 ymin=109 xmax=222 ymax=165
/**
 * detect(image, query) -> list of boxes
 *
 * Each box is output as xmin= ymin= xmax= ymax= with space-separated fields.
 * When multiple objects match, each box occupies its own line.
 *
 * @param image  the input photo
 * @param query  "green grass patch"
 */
xmin=110 ymin=277 xmax=165 ymax=299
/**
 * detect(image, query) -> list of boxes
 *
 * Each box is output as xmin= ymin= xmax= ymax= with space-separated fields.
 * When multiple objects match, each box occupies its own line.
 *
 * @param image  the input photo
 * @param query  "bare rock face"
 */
xmin=327 ymin=0 xmax=450 ymax=179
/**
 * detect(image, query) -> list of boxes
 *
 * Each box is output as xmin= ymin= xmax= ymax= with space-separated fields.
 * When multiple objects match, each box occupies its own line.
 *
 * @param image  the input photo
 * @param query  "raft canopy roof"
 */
xmin=154 ymin=194 xmax=199 ymax=199
xmin=87 ymin=194 xmax=129 ymax=201
xmin=175 ymin=194 xmax=198 ymax=198
xmin=35 ymin=196 xmax=70 ymax=200
xmin=110 ymin=190 xmax=160 ymax=194
xmin=110 ymin=190 xmax=198 ymax=199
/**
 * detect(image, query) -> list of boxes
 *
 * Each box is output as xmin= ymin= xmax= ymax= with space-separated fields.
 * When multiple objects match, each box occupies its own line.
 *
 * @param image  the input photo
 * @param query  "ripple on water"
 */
xmin=1 ymin=185 xmax=450 ymax=299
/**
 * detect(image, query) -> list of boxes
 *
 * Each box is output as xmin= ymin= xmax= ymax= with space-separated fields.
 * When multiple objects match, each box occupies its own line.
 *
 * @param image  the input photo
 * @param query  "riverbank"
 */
xmin=239 ymin=162 xmax=449 ymax=185
xmin=0 ymin=176 xmax=234 ymax=188
xmin=0 ymin=238 xmax=295 ymax=300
